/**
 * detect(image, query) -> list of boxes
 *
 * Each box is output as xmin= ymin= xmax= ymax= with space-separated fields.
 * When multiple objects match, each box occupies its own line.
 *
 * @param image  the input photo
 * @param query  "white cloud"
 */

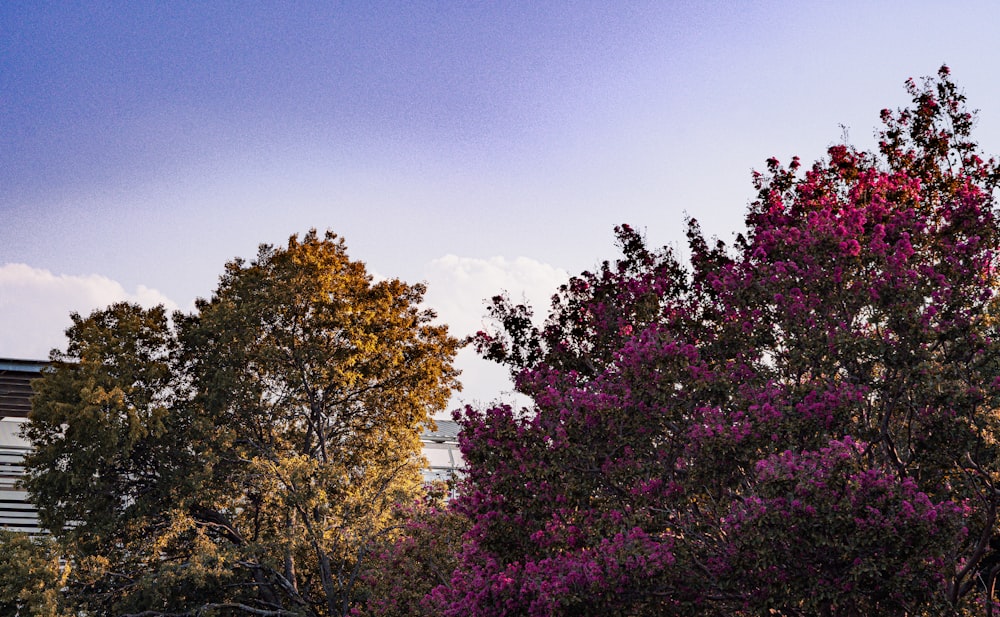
xmin=0 ymin=264 xmax=178 ymax=360
xmin=422 ymin=255 xmax=569 ymax=410
xmin=422 ymin=255 xmax=569 ymax=340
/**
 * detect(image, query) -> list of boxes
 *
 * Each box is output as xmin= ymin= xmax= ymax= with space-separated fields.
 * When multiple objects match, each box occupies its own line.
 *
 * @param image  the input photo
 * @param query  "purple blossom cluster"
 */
xmin=722 ymin=438 xmax=970 ymax=614
xmin=364 ymin=67 xmax=1000 ymax=617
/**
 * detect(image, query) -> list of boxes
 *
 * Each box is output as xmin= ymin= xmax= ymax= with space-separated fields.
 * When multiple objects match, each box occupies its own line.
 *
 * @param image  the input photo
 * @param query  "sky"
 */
xmin=4 ymin=1 xmax=1000 ymax=410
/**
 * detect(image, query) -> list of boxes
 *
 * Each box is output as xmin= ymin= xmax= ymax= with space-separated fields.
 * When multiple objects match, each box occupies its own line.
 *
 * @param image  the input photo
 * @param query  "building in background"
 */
xmin=0 ymin=358 xmax=463 ymax=532
xmin=421 ymin=419 xmax=463 ymax=484
xmin=0 ymin=359 xmax=42 ymax=532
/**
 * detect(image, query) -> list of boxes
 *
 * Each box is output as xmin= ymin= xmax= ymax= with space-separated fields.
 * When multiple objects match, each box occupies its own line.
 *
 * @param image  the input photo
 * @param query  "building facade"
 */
xmin=0 ymin=359 xmax=43 ymax=532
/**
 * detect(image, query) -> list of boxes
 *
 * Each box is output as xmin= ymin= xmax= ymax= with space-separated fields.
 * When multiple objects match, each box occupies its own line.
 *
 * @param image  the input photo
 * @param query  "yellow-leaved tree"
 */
xmin=22 ymin=230 xmax=461 ymax=617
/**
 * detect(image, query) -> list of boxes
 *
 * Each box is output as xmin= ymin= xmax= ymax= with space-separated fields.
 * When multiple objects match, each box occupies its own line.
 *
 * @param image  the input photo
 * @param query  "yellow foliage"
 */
xmin=22 ymin=230 xmax=461 ymax=615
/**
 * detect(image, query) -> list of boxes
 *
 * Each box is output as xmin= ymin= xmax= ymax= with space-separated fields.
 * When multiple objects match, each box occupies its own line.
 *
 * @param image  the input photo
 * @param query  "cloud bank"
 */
xmin=422 ymin=255 xmax=569 ymax=409
xmin=423 ymin=254 xmax=568 ymax=339
xmin=0 ymin=264 xmax=178 ymax=360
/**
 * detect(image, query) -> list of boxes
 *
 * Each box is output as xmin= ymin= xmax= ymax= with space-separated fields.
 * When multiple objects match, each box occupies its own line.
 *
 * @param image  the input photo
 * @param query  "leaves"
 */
xmin=0 ymin=531 xmax=71 ymax=617
xmin=22 ymin=230 xmax=461 ymax=616
xmin=446 ymin=67 xmax=1000 ymax=616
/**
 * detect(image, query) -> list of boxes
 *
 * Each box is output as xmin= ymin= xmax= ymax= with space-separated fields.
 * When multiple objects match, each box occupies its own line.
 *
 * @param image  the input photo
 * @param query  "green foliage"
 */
xmin=0 ymin=531 xmax=70 ymax=617
xmin=22 ymin=230 xmax=461 ymax=616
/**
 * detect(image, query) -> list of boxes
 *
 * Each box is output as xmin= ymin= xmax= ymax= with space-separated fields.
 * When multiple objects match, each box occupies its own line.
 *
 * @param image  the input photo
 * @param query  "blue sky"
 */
xmin=4 ymin=2 xmax=1000 ymax=407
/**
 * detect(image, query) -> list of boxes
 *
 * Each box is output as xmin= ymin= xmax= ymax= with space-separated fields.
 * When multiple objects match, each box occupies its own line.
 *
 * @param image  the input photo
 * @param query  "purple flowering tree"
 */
xmin=441 ymin=67 xmax=1000 ymax=616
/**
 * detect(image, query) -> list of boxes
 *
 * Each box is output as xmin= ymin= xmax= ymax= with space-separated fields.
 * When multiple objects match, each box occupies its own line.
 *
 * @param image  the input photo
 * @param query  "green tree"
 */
xmin=23 ymin=230 xmax=461 ymax=616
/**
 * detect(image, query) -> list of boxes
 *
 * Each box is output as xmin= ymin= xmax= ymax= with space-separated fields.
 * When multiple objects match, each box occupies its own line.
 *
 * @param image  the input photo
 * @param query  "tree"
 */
xmin=23 ymin=230 xmax=461 ymax=616
xmin=443 ymin=67 xmax=1000 ymax=615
